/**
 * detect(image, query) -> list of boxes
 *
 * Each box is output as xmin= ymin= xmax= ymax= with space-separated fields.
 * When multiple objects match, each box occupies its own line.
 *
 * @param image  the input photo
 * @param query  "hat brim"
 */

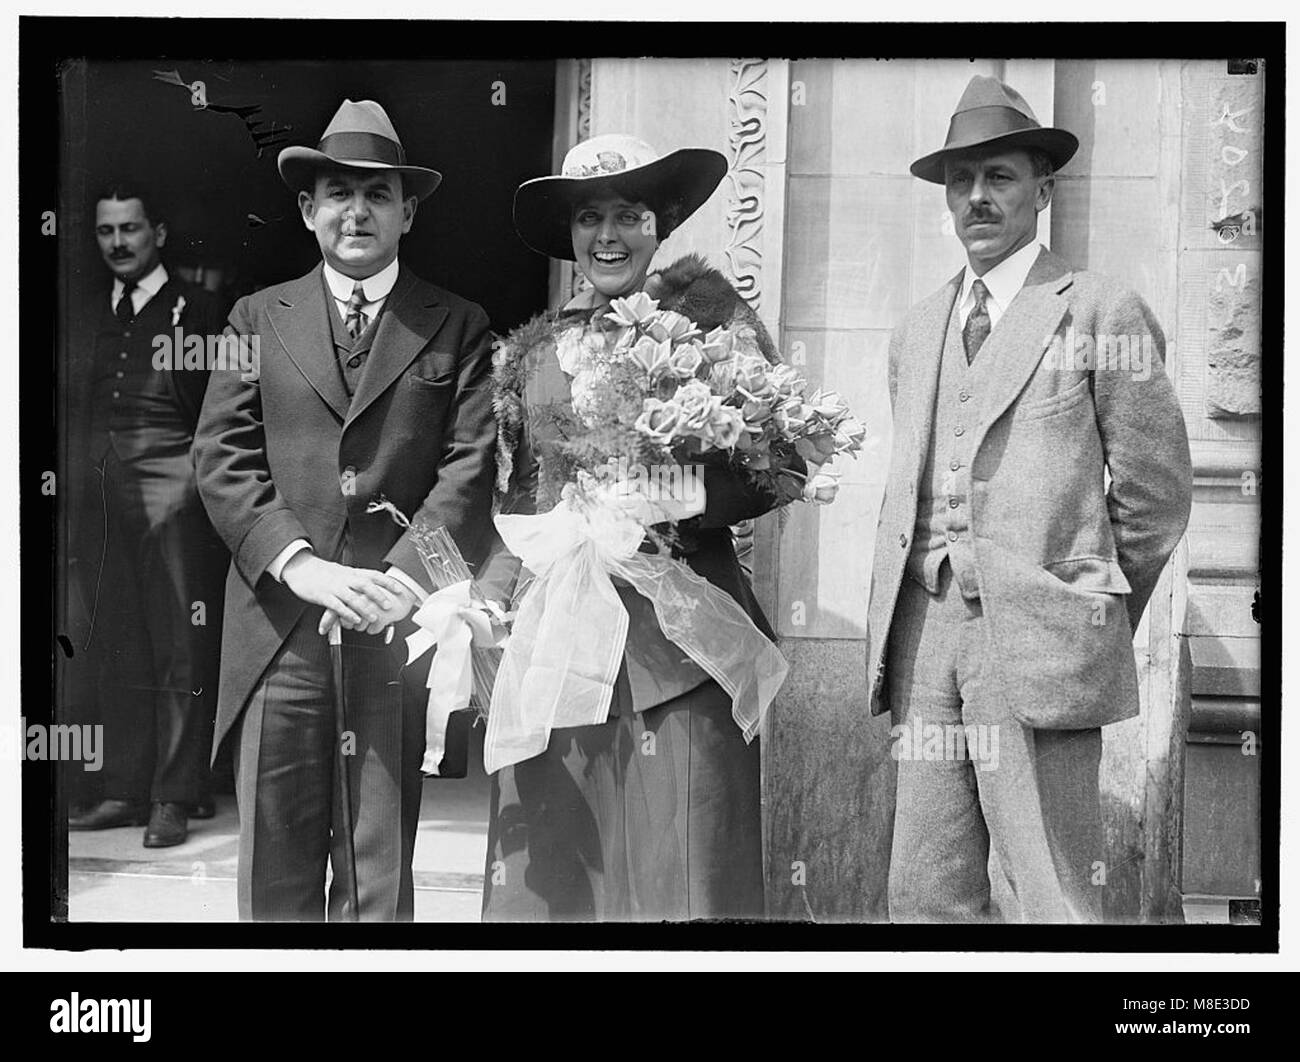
xmin=513 ymin=148 xmax=728 ymax=261
xmin=909 ymin=128 xmax=1079 ymax=185
xmin=278 ymin=146 xmax=442 ymax=201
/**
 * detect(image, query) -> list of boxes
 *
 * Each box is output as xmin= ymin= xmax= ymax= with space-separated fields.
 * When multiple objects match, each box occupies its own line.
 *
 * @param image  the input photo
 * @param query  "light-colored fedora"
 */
xmin=513 ymin=134 xmax=727 ymax=260
xmin=910 ymin=75 xmax=1079 ymax=184
xmin=277 ymin=99 xmax=442 ymax=201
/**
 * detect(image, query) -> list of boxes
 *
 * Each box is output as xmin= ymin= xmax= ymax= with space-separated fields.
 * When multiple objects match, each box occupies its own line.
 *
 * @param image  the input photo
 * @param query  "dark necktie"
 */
xmin=345 ymin=281 xmax=369 ymax=340
xmin=115 ymin=279 xmax=137 ymax=327
xmin=963 ymin=278 xmax=991 ymax=364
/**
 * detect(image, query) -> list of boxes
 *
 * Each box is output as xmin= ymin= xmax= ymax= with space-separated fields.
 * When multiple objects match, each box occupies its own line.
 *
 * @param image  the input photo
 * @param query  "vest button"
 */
xmin=122 ymin=331 xmax=131 ymax=339
xmin=115 ymin=370 xmax=124 ymax=379
xmin=949 ymin=459 xmax=960 ymax=472
xmin=959 ymin=390 xmax=971 ymax=402
xmin=119 ymin=351 xmax=128 ymax=360
xmin=948 ymin=497 xmax=959 ymax=508
xmin=946 ymin=530 xmax=958 ymax=542
xmin=111 ymin=390 xmax=120 ymax=399
xmin=953 ymin=425 xmax=965 ymax=436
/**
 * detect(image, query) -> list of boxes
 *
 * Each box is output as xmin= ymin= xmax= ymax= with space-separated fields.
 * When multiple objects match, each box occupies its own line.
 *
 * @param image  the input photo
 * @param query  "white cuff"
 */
xmin=386 ymin=565 xmax=429 ymax=604
xmin=267 ymin=540 xmax=311 ymax=582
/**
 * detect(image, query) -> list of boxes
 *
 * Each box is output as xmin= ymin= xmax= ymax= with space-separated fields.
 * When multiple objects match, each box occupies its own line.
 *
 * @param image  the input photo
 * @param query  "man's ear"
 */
xmin=1036 ymin=175 xmax=1056 ymax=213
xmin=401 ymin=196 xmax=418 ymax=233
xmin=154 ymin=221 xmax=168 ymax=249
xmin=299 ymin=190 xmax=317 ymax=230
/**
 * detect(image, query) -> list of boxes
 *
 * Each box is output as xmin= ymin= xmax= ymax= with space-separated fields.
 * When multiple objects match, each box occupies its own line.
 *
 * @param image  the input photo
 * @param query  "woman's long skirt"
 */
xmin=482 ymin=677 xmax=764 ymax=922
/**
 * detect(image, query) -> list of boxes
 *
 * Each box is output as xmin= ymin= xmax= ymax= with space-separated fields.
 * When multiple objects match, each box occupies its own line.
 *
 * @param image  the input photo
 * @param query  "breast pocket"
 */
xmin=1012 ymin=375 xmax=1091 ymax=422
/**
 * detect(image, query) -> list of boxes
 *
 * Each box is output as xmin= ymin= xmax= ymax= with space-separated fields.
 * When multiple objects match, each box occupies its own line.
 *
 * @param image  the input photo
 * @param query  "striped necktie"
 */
xmin=963 ymin=278 xmax=991 ymax=364
xmin=344 ymin=281 xmax=369 ymax=340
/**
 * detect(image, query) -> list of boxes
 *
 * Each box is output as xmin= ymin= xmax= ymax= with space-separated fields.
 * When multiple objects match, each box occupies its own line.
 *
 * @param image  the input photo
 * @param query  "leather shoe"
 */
xmin=142 ymin=802 xmax=189 ymax=848
xmin=189 ymin=799 xmax=216 ymax=820
xmin=69 ymin=799 xmax=148 ymax=831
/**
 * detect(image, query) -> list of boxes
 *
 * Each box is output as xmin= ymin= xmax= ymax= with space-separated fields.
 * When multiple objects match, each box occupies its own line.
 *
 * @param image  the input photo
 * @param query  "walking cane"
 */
xmin=328 ymin=622 xmax=361 ymax=922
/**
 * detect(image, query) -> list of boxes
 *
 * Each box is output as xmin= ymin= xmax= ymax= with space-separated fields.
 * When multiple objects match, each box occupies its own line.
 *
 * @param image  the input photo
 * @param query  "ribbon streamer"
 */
xmin=485 ymin=485 xmax=789 ymax=774
xmin=405 ymin=580 xmax=504 ymax=775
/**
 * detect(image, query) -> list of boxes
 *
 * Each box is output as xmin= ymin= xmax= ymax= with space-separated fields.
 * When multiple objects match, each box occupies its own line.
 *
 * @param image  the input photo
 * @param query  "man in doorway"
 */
xmin=865 ymin=76 xmax=1193 ymax=922
xmin=194 ymin=99 xmax=506 ymax=920
xmin=69 ymin=182 xmax=228 ymax=847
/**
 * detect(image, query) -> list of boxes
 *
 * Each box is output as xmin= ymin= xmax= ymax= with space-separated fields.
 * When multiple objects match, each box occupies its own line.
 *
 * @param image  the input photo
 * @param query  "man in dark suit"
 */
xmin=68 ymin=182 xmax=228 ymax=847
xmin=865 ymin=77 xmax=1192 ymax=922
xmin=194 ymin=99 xmax=504 ymax=920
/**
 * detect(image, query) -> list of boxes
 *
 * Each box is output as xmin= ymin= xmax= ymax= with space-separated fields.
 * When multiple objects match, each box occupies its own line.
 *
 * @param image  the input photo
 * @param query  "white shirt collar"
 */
xmin=323 ymin=257 xmax=400 ymax=305
xmin=960 ymin=240 xmax=1043 ymax=320
xmin=114 ymin=262 xmax=167 ymax=303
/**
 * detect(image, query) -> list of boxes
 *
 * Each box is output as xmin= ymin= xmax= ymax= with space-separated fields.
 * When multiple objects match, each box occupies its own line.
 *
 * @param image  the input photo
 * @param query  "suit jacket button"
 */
xmin=347 ymin=355 xmax=363 ymax=368
xmin=898 ymin=534 xmax=907 ymax=548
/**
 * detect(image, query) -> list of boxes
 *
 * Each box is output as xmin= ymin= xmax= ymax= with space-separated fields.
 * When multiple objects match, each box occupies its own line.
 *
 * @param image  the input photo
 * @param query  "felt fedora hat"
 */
xmin=910 ymin=75 xmax=1079 ymax=184
xmin=513 ymin=134 xmax=727 ymax=261
xmin=277 ymin=99 xmax=442 ymax=201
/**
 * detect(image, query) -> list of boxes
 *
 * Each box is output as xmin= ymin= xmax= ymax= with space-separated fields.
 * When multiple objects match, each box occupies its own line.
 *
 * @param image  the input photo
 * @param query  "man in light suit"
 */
xmin=865 ymin=76 xmax=1193 ymax=922
xmin=195 ymin=100 xmax=506 ymax=920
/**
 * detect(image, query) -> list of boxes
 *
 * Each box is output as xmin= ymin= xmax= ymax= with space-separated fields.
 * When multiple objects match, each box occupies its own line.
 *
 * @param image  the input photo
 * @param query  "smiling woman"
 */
xmin=569 ymin=195 xmax=659 ymax=302
xmin=482 ymin=133 xmax=792 ymax=922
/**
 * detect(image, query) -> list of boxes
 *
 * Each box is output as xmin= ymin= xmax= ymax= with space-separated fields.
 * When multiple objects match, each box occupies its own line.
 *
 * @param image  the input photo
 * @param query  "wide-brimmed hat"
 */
xmin=513 ymin=134 xmax=727 ymax=260
xmin=910 ymin=75 xmax=1079 ymax=185
xmin=277 ymin=99 xmax=442 ymax=201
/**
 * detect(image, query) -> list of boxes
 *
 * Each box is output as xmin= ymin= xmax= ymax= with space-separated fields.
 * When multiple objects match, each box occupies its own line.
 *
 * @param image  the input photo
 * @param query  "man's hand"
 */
xmin=281 ymin=553 xmax=412 ymax=636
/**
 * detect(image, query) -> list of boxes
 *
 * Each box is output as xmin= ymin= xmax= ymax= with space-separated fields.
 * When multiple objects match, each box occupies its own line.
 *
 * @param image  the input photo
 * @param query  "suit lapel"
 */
xmin=897 ymin=272 xmax=961 ymax=486
xmin=346 ymin=268 xmax=450 ymax=429
xmin=970 ymin=248 xmax=1073 ymax=456
xmin=267 ymin=266 xmax=350 ymax=421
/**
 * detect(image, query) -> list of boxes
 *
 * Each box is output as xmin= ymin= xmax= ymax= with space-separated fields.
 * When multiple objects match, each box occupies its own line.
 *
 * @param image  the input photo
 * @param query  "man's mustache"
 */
xmin=109 ymin=250 xmax=134 ymax=259
xmin=963 ymin=212 xmax=1001 ymax=226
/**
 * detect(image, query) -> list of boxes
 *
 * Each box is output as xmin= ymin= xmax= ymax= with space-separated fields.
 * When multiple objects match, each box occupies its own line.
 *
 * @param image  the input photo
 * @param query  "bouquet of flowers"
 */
xmin=480 ymin=291 xmax=867 ymax=774
xmin=547 ymin=290 xmax=867 ymax=511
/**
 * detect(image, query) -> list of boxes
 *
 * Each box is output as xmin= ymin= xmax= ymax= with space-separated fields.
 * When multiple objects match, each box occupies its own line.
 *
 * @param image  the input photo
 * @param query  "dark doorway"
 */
xmin=60 ymin=58 xmax=556 ymax=332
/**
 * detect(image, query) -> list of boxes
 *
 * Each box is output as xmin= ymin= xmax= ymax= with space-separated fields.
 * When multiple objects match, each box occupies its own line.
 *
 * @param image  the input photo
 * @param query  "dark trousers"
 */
xmin=231 ymin=609 xmax=425 ymax=921
xmin=75 ymin=447 xmax=223 ymax=805
xmin=886 ymin=563 xmax=1104 ymax=923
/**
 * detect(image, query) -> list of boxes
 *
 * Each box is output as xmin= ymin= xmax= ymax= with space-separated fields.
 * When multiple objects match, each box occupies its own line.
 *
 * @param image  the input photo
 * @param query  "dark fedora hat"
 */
xmin=277 ymin=99 xmax=442 ymax=201
xmin=910 ymin=75 xmax=1079 ymax=185
xmin=513 ymin=134 xmax=727 ymax=261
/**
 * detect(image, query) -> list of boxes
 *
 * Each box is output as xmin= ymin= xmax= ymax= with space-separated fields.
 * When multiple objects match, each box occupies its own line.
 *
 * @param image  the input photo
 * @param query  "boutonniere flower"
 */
xmin=171 ymin=295 xmax=187 ymax=326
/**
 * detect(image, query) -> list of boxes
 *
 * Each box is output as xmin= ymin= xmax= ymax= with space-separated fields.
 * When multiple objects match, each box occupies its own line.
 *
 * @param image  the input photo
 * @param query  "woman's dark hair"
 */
xmin=572 ymin=180 xmax=685 ymax=243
